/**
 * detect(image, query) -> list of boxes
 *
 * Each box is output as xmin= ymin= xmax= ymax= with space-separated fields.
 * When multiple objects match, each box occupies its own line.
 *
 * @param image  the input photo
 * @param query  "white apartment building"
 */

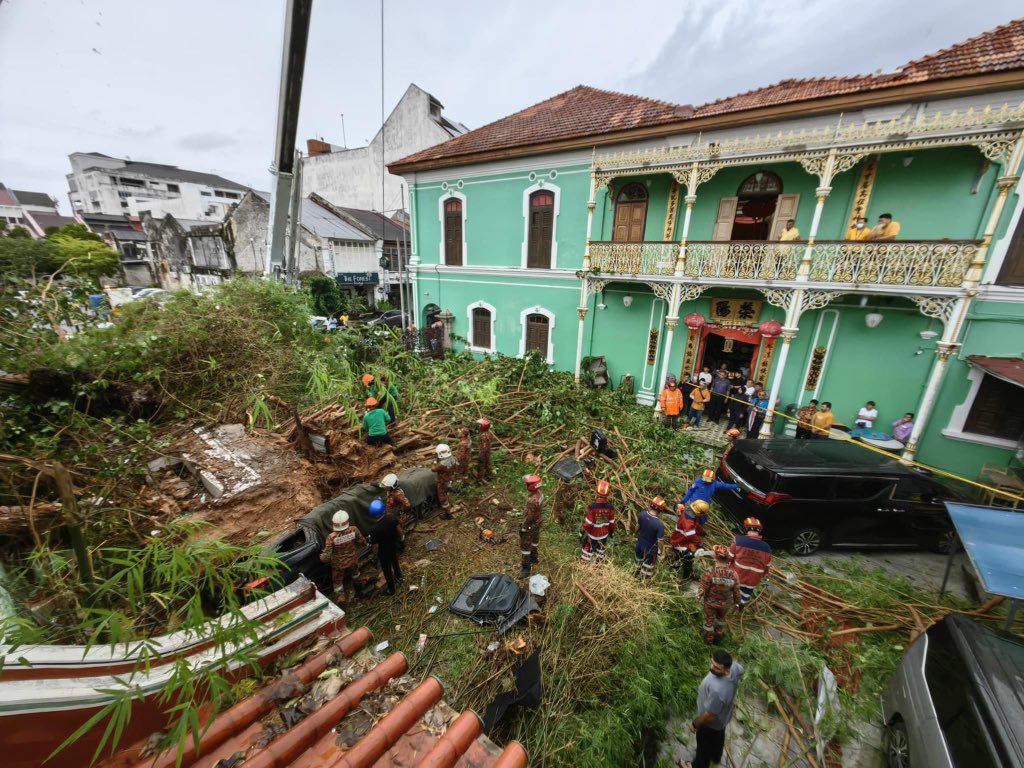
xmin=66 ymin=152 xmax=248 ymax=222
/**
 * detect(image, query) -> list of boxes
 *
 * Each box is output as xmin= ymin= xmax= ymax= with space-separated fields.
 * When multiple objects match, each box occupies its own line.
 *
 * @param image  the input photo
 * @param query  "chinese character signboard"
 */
xmin=709 ymin=297 xmax=762 ymax=327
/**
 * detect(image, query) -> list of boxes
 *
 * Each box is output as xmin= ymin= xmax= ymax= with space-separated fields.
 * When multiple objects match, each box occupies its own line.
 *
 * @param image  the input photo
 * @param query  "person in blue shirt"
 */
xmin=682 ymin=470 xmax=739 ymax=507
xmin=636 ymin=497 xmax=668 ymax=578
xmin=746 ymin=388 xmax=770 ymax=438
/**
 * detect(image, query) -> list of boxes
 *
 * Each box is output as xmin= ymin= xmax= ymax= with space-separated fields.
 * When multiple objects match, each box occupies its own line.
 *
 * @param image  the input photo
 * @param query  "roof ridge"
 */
xmin=695 ymin=73 xmax=877 ymax=110
xmin=899 ymin=16 xmax=1024 ymax=72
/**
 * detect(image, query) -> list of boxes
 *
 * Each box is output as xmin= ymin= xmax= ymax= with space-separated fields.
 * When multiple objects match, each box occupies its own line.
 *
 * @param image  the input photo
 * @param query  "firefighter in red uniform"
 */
xmin=581 ymin=480 xmax=616 ymax=563
xmin=670 ymin=499 xmax=710 ymax=579
xmin=699 ymin=545 xmax=741 ymax=644
xmin=728 ymin=517 xmax=772 ymax=606
xmin=520 ymin=474 xmax=543 ymax=579
xmin=319 ymin=511 xmax=366 ymax=606
xmin=380 ymin=473 xmax=413 ymax=530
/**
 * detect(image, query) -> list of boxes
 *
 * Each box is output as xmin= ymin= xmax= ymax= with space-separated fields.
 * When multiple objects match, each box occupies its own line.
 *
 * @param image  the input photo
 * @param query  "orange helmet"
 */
xmin=690 ymin=500 xmax=710 ymax=516
xmin=365 ymin=397 xmax=379 ymax=407
xmin=651 ymin=496 xmax=668 ymax=511
xmin=478 ymin=418 xmax=491 ymax=431
xmin=361 ymin=373 xmax=375 ymax=386
xmin=712 ymin=544 xmax=730 ymax=560
xmin=524 ymin=474 xmax=542 ymax=491
xmin=595 ymin=480 xmax=610 ymax=497
xmin=726 ymin=428 xmax=741 ymax=440
xmin=743 ymin=517 xmax=763 ymax=532
xmin=676 ymin=502 xmax=687 ymax=514
xmin=701 ymin=469 xmax=716 ymax=483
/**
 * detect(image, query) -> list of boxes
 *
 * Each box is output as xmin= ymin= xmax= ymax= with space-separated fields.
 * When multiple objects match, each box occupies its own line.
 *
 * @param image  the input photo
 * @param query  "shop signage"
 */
xmin=335 ymin=272 xmax=379 ymax=286
xmin=709 ymin=297 xmax=762 ymax=327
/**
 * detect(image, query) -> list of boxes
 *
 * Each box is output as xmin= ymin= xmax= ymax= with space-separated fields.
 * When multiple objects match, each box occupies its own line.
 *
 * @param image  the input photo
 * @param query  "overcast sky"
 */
xmin=1 ymin=0 xmax=1020 ymax=213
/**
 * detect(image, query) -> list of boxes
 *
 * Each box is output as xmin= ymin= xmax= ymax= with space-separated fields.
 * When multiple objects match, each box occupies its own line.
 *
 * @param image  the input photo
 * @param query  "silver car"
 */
xmin=881 ymin=613 xmax=1024 ymax=767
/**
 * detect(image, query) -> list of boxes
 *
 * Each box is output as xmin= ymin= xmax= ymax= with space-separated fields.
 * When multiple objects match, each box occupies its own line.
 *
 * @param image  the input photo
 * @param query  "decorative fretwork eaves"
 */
xmin=912 ymin=295 xmax=958 ymax=324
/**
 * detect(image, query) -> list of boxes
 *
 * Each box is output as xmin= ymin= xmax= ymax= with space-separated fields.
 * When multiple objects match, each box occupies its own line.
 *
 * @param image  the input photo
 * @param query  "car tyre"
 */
xmin=935 ymin=529 xmax=959 ymax=555
xmin=790 ymin=527 xmax=823 ymax=556
xmin=884 ymin=718 xmax=911 ymax=768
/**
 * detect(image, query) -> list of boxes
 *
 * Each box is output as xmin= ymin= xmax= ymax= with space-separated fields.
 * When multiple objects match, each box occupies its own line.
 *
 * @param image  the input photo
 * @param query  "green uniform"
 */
xmin=363 ymin=408 xmax=391 ymax=437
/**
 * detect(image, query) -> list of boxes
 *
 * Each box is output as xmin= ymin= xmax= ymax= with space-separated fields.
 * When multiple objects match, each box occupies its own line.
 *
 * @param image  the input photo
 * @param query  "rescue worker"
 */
xmin=380 ymin=473 xmax=412 ymax=530
xmin=658 ymin=376 xmax=685 ymax=430
xmin=699 ymin=545 xmax=741 ymax=645
xmin=455 ymin=427 xmax=472 ymax=480
xmin=363 ymin=397 xmax=392 ymax=445
xmin=520 ymin=474 xmax=543 ymax=579
xmin=682 ymin=469 xmax=739 ymax=507
xmin=670 ymin=502 xmax=704 ymax=579
xmin=725 ymin=427 xmax=742 ymax=443
xmin=728 ymin=517 xmax=772 ymax=606
xmin=635 ymin=497 xmax=667 ymax=578
xmin=476 ymin=419 xmax=493 ymax=483
xmin=369 ymin=374 xmax=399 ymax=424
xmin=366 ymin=498 xmax=403 ymax=596
xmin=433 ymin=444 xmax=457 ymax=519
xmin=319 ymin=510 xmax=366 ymax=605
xmin=551 ymin=475 xmax=578 ymax=528
xmin=581 ymin=480 xmax=616 ymax=563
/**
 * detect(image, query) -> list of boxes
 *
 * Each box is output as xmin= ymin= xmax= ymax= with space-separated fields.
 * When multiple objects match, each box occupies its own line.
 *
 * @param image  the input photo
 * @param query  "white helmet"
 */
xmin=436 ymin=443 xmax=452 ymax=459
xmin=331 ymin=511 xmax=350 ymax=531
xmin=380 ymin=473 xmax=398 ymax=489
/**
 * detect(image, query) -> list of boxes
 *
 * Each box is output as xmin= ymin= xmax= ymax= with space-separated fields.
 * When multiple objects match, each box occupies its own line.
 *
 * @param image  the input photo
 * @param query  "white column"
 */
xmin=901 ymin=338 xmax=960 ymax=460
xmin=759 ymin=328 xmax=796 ymax=436
xmin=575 ymin=174 xmax=600 ymax=383
xmin=658 ymin=285 xmax=683 ymax=388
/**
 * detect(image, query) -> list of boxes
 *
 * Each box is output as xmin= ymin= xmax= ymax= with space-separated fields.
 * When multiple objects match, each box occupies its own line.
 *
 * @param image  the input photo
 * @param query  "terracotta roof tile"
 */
xmin=391 ymin=18 xmax=1024 ymax=170
xmin=968 ymin=355 xmax=1024 ymax=388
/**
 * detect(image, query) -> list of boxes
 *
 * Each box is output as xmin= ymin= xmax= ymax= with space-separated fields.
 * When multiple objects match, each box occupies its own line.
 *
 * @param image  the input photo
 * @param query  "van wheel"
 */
xmin=790 ymin=527 xmax=823 ymax=556
xmin=935 ymin=529 xmax=959 ymax=555
xmin=884 ymin=718 xmax=911 ymax=768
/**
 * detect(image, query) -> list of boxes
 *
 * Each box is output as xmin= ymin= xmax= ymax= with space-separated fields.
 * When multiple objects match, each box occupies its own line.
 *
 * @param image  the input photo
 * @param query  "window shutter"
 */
xmin=712 ymin=197 xmax=738 ymax=241
xmin=964 ymin=375 xmax=1024 ymax=440
xmin=998 ymin=214 xmax=1024 ymax=286
xmin=443 ymin=199 xmax=462 ymax=266
xmin=527 ymin=192 xmax=554 ymax=268
xmin=472 ymin=307 xmax=491 ymax=349
xmin=768 ymin=194 xmax=801 ymax=240
xmin=525 ymin=314 xmax=549 ymax=356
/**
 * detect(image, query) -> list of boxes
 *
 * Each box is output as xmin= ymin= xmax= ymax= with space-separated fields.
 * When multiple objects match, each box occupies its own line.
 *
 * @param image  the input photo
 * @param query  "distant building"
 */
xmin=140 ymin=213 xmax=233 ymax=291
xmin=301 ymin=84 xmax=467 ymax=214
xmin=335 ymin=206 xmax=411 ymax=304
xmin=80 ymin=212 xmax=155 ymax=286
xmin=66 ymin=152 xmax=248 ymax=221
xmin=0 ymin=183 xmax=72 ymax=236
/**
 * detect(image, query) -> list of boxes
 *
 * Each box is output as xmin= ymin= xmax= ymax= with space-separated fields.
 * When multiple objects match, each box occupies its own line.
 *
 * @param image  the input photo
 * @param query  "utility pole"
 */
xmin=284 ymin=148 xmax=303 ymax=284
xmin=265 ymin=0 xmax=313 ymax=276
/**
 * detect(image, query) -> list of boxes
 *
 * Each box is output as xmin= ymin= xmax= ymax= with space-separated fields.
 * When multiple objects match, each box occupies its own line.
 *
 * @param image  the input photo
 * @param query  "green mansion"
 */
xmin=390 ymin=20 xmax=1024 ymax=483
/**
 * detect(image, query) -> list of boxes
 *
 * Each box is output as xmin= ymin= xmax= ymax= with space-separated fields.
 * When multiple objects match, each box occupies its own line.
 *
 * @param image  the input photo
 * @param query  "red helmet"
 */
xmin=726 ymin=428 xmax=741 ymax=440
xmin=701 ymin=469 xmax=716 ymax=483
xmin=478 ymin=418 xmax=491 ymax=431
xmin=524 ymin=474 xmax=542 ymax=491
xmin=365 ymin=397 xmax=379 ymax=407
xmin=651 ymin=496 xmax=668 ymax=511
xmin=712 ymin=544 xmax=730 ymax=560
xmin=595 ymin=480 xmax=610 ymax=497
xmin=743 ymin=517 xmax=763 ymax=532
xmin=676 ymin=502 xmax=687 ymax=514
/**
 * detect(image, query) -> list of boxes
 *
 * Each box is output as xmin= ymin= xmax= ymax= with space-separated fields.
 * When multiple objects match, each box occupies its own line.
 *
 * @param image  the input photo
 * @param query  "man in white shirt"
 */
xmin=697 ymin=367 xmax=713 ymax=387
xmin=855 ymin=400 xmax=878 ymax=429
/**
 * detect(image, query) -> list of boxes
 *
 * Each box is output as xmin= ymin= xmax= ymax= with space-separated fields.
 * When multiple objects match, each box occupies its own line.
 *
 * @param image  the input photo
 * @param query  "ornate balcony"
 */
xmin=807 ymin=240 xmax=979 ymax=288
xmin=682 ymin=241 xmax=800 ymax=281
xmin=588 ymin=241 xmax=677 ymax=276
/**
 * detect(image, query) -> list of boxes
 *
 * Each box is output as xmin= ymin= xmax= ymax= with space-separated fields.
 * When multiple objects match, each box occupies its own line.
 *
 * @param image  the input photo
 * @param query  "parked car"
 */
xmin=714 ymin=438 xmax=972 ymax=555
xmin=366 ymin=309 xmax=405 ymax=328
xmin=881 ymin=613 xmax=1024 ymax=767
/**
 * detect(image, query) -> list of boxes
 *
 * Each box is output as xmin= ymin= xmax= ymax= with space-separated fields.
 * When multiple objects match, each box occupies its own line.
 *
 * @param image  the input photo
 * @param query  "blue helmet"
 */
xmin=369 ymin=498 xmax=386 ymax=518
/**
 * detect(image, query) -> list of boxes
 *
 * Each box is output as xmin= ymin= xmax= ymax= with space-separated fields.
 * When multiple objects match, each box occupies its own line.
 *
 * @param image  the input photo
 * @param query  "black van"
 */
xmin=714 ymin=439 xmax=971 ymax=555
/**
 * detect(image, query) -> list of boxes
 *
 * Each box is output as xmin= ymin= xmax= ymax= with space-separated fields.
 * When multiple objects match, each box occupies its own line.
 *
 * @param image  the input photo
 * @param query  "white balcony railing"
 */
xmin=808 ymin=241 xmax=978 ymax=287
xmin=588 ymin=241 xmax=677 ymax=276
xmin=683 ymin=241 xmax=800 ymax=281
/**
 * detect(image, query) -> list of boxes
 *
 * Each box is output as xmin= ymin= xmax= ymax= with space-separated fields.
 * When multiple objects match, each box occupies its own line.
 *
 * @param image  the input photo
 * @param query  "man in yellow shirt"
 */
xmin=778 ymin=219 xmax=801 ymax=242
xmin=810 ymin=401 xmax=836 ymax=437
xmin=845 ymin=216 xmax=870 ymax=241
xmin=868 ymin=213 xmax=900 ymax=241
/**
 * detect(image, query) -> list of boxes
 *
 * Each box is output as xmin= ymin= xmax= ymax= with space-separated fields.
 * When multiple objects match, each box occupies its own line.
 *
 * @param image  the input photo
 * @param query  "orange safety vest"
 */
xmin=659 ymin=387 xmax=684 ymax=416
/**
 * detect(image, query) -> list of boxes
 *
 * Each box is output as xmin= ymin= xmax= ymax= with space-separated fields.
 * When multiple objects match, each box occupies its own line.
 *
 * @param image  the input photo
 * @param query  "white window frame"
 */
xmin=942 ymin=365 xmax=1021 ymax=449
xmin=466 ymin=300 xmax=496 ymax=354
xmin=437 ymin=190 xmax=467 ymax=266
xmin=983 ymin=173 xmax=1024 ymax=286
xmin=518 ymin=305 xmax=556 ymax=365
xmin=520 ymin=181 xmax=560 ymax=269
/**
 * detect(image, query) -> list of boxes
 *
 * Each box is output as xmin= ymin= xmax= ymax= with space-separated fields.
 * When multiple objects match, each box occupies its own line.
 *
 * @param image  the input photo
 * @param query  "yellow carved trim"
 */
xmin=663 ymin=180 xmax=680 ymax=241
xmin=848 ymin=157 xmax=878 ymax=228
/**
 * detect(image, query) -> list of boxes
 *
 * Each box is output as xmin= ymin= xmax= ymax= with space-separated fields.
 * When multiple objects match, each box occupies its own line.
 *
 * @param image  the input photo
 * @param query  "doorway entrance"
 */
xmin=612 ymin=183 xmax=649 ymax=242
xmin=732 ymin=171 xmax=782 ymax=240
xmin=695 ymin=329 xmax=760 ymax=379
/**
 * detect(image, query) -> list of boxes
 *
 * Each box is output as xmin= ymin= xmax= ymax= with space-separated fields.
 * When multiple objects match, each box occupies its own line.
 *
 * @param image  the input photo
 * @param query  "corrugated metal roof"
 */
xmin=339 ymin=207 xmax=408 ymax=243
xmin=254 ymin=192 xmax=373 ymax=242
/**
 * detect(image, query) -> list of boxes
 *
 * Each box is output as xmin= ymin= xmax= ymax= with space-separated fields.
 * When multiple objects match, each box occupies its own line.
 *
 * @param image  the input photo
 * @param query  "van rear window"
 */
xmin=726 ymin=450 xmax=775 ymax=493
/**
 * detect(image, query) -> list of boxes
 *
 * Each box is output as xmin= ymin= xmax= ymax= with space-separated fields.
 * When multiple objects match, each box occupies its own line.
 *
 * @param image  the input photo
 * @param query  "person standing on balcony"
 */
xmin=868 ymin=213 xmax=901 ymax=241
xmin=778 ymin=219 xmax=801 ymax=241
xmin=795 ymin=399 xmax=819 ymax=439
xmin=658 ymin=377 xmax=685 ymax=430
xmin=846 ymin=216 xmax=870 ymax=241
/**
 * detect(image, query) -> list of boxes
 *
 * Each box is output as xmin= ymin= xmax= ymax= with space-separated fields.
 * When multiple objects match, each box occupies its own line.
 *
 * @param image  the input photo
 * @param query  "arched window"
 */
xmin=717 ymin=170 xmax=797 ymax=241
xmin=471 ymin=305 xmax=493 ymax=351
xmin=443 ymin=198 xmax=463 ymax=265
xmin=612 ymin=183 xmax=648 ymax=243
xmin=524 ymin=313 xmax=549 ymax=355
xmin=737 ymin=171 xmax=782 ymax=196
xmin=526 ymin=190 xmax=555 ymax=268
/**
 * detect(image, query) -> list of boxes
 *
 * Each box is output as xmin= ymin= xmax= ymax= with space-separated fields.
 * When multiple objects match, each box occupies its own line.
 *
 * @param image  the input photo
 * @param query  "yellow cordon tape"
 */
xmin=712 ymin=391 xmax=1024 ymax=504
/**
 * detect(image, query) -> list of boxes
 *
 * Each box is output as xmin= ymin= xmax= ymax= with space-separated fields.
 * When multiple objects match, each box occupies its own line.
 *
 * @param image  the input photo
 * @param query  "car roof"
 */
xmin=732 ymin=438 xmax=930 ymax=478
xmin=947 ymin=614 xmax=1024 ymax=762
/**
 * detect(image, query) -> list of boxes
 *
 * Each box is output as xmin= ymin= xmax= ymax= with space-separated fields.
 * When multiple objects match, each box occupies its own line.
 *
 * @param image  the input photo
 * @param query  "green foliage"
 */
xmin=305 ymin=275 xmax=343 ymax=316
xmin=0 ymin=223 xmax=119 ymax=279
xmin=6 ymin=225 xmax=31 ymax=238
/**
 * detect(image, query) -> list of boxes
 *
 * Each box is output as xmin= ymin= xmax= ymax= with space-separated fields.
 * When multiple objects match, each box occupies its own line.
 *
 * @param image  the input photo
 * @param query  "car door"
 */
xmin=828 ymin=477 xmax=898 ymax=546
xmin=883 ymin=476 xmax=940 ymax=548
xmin=904 ymin=478 xmax=958 ymax=549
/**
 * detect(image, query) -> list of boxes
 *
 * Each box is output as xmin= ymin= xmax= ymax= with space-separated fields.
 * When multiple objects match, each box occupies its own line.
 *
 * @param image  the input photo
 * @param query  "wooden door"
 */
xmin=768 ymin=194 xmax=801 ymax=240
xmin=712 ymin=197 xmax=738 ymax=241
xmin=527 ymin=191 xmax=554 ymax=268
xmin=525 ymin=314 xmax=549 ymax=356
xmin=612 ymin=183 xmax=648 ymax=242
xmin=443 ymin=199 xmax=463 ymax=265
xmin=472 ymin=307 xmax=491 ymax=349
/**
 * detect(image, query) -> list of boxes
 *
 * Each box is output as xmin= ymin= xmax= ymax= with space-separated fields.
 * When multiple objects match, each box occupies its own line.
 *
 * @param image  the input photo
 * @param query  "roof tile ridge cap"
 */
xmin=898 ymin=18 xmax=1024 ymax=74
xmin=572 ymin=83 xmax=684 ymax=111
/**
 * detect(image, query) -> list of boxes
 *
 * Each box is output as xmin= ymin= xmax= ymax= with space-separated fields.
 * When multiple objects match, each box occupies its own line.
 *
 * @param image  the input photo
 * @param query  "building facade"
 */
xmin=0 ymin=183 xmax=73 ymax=235
xmin=391 ymin=20 xmax=1024 ymax=480
xmin=66 ymin=152 xmax=247 ymax=221
xmin=301 ymin=84 xmax=467 ymax=214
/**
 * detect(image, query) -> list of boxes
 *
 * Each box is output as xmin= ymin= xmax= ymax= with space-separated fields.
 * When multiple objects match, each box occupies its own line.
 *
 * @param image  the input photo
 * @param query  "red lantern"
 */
xmin=759 ymin=320 xmax=782 ymax=339
xmin=684 ymin=312 xmax=706 ymax=330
